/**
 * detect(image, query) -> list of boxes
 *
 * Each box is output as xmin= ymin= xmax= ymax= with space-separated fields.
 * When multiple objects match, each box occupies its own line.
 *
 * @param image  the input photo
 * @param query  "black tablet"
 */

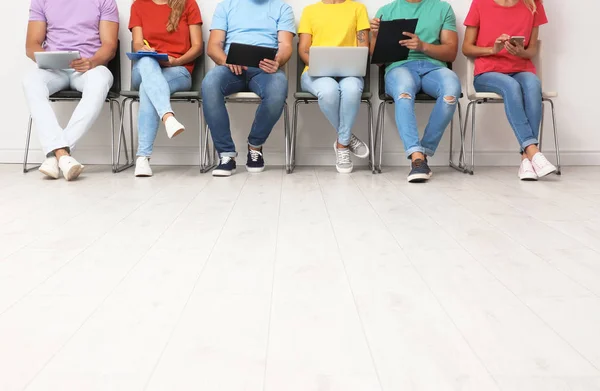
xmin=226 ymin=43 xmax=278 ymax=68
xmin=371 ymin=18 xmax=419 ymax=64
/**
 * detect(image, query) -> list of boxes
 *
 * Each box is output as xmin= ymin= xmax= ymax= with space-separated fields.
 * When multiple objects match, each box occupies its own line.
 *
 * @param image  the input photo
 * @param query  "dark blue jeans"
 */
xmin=201 ymin=66 xmax=288 ymax=157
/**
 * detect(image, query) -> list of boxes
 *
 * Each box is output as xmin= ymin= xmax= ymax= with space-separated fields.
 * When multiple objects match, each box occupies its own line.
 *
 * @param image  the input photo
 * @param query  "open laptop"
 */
xmin=35 ymin=51 xmax=81 ymax=70
xmin=308 ymin=47 xmax=368 ymax=78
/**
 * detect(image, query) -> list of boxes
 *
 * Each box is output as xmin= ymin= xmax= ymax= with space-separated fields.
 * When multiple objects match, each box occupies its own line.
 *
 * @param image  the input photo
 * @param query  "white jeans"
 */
xmin=22 ymin=66 xmax=113 ymax=156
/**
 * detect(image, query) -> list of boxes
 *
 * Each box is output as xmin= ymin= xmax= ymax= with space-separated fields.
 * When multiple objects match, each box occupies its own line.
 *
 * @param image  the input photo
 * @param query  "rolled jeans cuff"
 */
xmin=219 ymin=151 xmax=238 ymax=158
xmin=521 ymin=138 xmax=538 ymax=152
xmin=248 ymin=142 xmax=263 ymax=150
xmin=424 ymin=147 xmax=436 ymax=157
xmin=405 ymin=146 xmax=425 ymax=159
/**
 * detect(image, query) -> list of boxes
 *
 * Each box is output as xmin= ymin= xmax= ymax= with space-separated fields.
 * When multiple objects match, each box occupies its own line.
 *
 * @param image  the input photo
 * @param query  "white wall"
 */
xmin=1 ymin=0 xmax=599 ymax=167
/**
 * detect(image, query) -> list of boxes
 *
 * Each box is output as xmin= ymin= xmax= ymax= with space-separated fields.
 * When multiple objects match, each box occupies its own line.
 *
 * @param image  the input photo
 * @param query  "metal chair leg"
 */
xmin=546 ymin=98 xmax=561 ymax=175
xmin=283 ymin=101 xmax=291 ymax=174
xmin=449 ymin=100 xmax=467 ymax=173
xmin=23 ymin=116 xmax=40 ymax=173
xmin=376 ymin=101 xmax=387 ymax=173
xmin=539 ymin=99 xmax=545 ymax=152
xmin=114 ymin=98 xmax=135 ymax=173
xmin=469 ymin=101 xmax=477 ymax=175
xmin=365 ymin=100 xmax=376 ymax=174
xmin=290 ymin=100 xmax=300 ymax=173
xmin=109 ymin=99 xmax=118 ymax=172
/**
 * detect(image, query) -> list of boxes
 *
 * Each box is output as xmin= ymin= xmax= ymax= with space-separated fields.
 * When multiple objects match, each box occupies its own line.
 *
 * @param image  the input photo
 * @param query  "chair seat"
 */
xmin=120 ymin=90 xmax=201 ymax=99
xmin=50 ymin=90 xmax=120 ymax=100
xmin=381 ymin=92 xmax=464 ymax=101
xmin=226 ymin=92 xmax=261 ymax=100
xmin=294 ymin=92 xmax=372 ymax=100
xmin=468 ymin=91 xmax=558 ymax=101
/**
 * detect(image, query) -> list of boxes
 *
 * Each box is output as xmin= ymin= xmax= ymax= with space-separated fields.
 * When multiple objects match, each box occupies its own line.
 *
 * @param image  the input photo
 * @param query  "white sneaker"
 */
xmin=518 ymin=158 xmax=538 ymax=181
xmin=39 ymin=157 xmax=59 ymax=179
xmin=531 ymin=152 xmax=557 ymax=178
xmin=348 ymin=134 xmax=370 ymax=159
xmin=334 ymin=142 xmax=353 ymax=174
xmin=135 ymin=156 xmax=153 ymax=177
xmin=58 ymin=156 xmax=84 ymax=181
xmin=165 ymin=116 xmax=185 ymax=139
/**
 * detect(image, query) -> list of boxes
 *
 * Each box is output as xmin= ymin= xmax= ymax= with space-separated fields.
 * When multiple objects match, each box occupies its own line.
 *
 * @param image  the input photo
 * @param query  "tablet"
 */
xmin=226 ymin=43 xmax=278 ymax=68
xmin=35 ymin=51 xmax=81 ymax=70
xmin=126 ymin=52 xmax=169 ymax=62
xmin=308 ymin=47 xmax=368 ymax=77
xmin=371 ymin=18 xmax=419 ymax=64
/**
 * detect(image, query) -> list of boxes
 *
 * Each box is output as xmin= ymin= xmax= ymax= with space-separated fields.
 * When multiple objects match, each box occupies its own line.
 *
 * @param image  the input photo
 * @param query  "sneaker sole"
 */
xmin=535 ymin=166 xmax=557 ymax=178
xmin=246 ymin=166 xmax=265 ymax=173
xmin=407 ymin=172 xmax=432 ymax=183
xmin=212 ymin=169 xmax=236 ymax=177
xmin=519 ymin=172 xmax=538 ymax=181
xmin=64 ymin=164 xmax=84 ymax=181
xmin=39 ymin=167 xmax=59 ymax=179
xmin=167 ymin=128 xmax=185 ymax=139
xmin=336 ymin=166 xmax=353 ymax=174
xmin=350 ymin=148 xmax=370 ymax=159
xmin=135 ymin=172 xmax=153 ymax=177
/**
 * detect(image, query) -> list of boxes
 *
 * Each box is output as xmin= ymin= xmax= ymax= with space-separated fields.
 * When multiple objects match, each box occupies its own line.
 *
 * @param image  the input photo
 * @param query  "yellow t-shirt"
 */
xmin=298 ymin=1 xmax=371 ymax=72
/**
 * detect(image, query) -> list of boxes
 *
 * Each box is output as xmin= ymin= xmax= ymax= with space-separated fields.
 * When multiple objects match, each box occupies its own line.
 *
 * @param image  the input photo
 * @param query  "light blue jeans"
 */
xmin=132 ymin=57 xmax=192 ymax=157
xmin=474 ymin=72 xmax=542 ymax=152
xmin=385 ymin=60 xmax=461 ymax=158
xmin=301 ymin=73 xmax=363 ymax=146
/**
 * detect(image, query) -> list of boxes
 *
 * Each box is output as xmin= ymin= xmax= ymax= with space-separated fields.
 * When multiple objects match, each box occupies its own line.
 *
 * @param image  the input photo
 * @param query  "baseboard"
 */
xmin=2 ymin=147 xmax=600 ymax=167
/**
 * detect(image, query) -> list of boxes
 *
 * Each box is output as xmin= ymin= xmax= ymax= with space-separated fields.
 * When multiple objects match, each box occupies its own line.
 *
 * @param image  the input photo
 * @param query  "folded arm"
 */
xmin=25 ymin=21 xmax=47 ymax=62
xmin=298 ymin=33 xmax=312 ymax=66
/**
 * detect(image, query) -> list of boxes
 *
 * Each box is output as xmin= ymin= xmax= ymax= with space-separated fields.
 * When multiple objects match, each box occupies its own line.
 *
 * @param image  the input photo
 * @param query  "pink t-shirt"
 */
xmin=29 ymin=0 xmax=119 ymax=59
xmin=464 ymin=0 xmax=547 ymax=75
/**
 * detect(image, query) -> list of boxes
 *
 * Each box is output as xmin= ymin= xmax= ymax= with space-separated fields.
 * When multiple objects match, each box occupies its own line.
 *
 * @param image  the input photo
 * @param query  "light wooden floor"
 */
xmin=1 ymin=164 xmax=600 ymax=391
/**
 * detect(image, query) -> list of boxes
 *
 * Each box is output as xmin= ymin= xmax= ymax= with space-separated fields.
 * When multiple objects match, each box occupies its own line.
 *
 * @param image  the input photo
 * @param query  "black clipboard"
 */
xmin=371 ymin=18 xmax=419 ymax=64
xmin=226 ymin=43 xmax=278 ymax=68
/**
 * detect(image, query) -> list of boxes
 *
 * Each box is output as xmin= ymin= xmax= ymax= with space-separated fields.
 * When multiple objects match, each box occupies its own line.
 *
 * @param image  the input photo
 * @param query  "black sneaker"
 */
xmin=212 ymin=156 xmax=237 ymax=177
xmin=246 ymin=147 xmax=265 ymax=173
xmin=407 ymin=159 xmax=432 ymax=183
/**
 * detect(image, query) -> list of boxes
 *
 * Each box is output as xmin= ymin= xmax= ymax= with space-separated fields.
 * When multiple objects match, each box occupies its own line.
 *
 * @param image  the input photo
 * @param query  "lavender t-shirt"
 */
xmin=29 ymin=0 xmax=119 ymax=58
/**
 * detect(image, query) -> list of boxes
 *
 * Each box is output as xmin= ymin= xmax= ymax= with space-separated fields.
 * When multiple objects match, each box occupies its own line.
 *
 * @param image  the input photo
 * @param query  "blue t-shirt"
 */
xmin=211 ymin=0 xmax=296 ymax=53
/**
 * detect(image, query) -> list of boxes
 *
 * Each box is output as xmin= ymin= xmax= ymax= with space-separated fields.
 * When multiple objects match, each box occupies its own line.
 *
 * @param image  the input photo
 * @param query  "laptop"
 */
xmin=308 ymin=47 xmax=368 ymax=77
xmin=35 ymin=51 xmax=81 ymax=70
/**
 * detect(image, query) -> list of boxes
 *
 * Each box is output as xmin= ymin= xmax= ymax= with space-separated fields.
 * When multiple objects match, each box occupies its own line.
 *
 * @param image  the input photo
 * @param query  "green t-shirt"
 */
xmin=376 ymin=0 xmax=457 ymax=73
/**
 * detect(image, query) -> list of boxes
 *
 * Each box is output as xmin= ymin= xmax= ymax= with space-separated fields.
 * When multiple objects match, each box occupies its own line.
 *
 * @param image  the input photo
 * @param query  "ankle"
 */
xmin=248 ymin=145 xmax=262 ymax=152
xmin=337 ymin=142 xmax=348 ymax=149
xmin=162 ymin=112 xmax=174 ymax=123
xmin=410 ymin=152 xmax=425 ymax=162
xmin=54 ymin=149 xmax=70 ymax=159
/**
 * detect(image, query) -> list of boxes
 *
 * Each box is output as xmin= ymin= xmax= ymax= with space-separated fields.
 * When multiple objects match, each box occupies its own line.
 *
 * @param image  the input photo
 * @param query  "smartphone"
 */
xmin=509 ymin=36 xmax=525 ymax=47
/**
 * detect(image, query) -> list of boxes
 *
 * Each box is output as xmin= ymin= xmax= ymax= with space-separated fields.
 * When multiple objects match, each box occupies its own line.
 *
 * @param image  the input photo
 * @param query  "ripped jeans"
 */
xmin=385 ymin=61 xmax=461 ymax=158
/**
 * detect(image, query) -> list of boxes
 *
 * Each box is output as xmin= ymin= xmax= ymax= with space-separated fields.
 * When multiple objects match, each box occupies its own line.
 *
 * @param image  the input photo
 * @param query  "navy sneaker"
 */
xmin=212 ymin=156 xmax=237 ymax=177
xmin=246 ymin=147 xmax=265 ymax=173
xmin=407 ymin=159 xmax=432 ymax=183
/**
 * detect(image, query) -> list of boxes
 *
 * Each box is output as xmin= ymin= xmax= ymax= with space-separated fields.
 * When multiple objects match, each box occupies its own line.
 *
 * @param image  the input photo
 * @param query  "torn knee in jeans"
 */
xmin=398 ymin=93 xmax=412 ymax=100
xmin=443 ymin=95 xmax=457 ymax=105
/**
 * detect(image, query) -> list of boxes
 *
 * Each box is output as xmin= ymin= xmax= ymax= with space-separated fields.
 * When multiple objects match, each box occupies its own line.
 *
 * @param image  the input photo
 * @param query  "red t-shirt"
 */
xmin=129 ymin=0 xmax=202 ymax=74
xmin=464 ymin=0 xmax=547 ymax=76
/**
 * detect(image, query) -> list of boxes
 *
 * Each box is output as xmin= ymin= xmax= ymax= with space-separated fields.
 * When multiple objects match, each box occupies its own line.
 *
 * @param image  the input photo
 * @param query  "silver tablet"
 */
xmin=34 ymin=51 xmax=81 ymax=70
xmin=308 ymin=47 xmax=368 ymax=78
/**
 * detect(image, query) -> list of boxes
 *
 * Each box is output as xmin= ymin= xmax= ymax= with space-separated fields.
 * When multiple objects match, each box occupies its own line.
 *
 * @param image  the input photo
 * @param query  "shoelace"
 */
xmin=336 ymin=148 xmax=351 ymax=164
xmin=533 ymin=154 xmax=550 ymax=167
xmin=220 ymin=156 xmax=232 ymax=166
xmin=249 ymin=149 xmax=262 ymax=162
xmin=349 ymin=135 xmax=362 ymax=151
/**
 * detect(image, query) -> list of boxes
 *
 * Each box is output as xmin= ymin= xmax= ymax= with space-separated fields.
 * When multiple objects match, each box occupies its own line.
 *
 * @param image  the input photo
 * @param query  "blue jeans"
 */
xmin=132 ymin=57 xmax=192 ymax=157
xmin=301 ymin=73 xmax=363 ymax=146
xmin=385 ymin=61 xmax=461 ymax=158
xmin=474 ymin=72 xmax=541 ymax=152
xmin=202 ymin=65 xmax=288 ymax=157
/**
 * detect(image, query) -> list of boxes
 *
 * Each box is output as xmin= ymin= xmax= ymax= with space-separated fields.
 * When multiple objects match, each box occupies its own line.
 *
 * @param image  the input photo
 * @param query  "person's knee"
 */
xmin=317 ymin=88 xmax=339 ymax=107
xmin=523 ymin=74 xmax=542 ymax=93
xmin=136 ymin=56 xmax=157 ymax=71
xmin=263 ymin=73 xmax=288 ymax=103
xmin=201 ymin=68 xmax=227 ymax=98
xmin=86 ymin=65 xmax=113 ymax=92
xmin=342 ymin=78 xmax=364 ymax=96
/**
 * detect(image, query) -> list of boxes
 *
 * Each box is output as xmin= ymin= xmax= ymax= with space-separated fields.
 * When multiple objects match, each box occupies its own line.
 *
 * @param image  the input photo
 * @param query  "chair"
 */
xmin=375 ymin=63 xmax=466 ymax=174
xmin=119 ymin=44 xmax=215 ymax=173
xmin=208 ymin=64 xmax=290 ymax=172
xmin=463 ymin=40 xmax=560 ymax=175
xmin=23 ymin=41 xmax=124 ymax=173
xmin=289 ymin=50 xmax=376 ymax=174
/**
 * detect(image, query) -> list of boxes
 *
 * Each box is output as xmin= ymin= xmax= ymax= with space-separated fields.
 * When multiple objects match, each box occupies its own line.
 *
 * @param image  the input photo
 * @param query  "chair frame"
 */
xmin=374 ymin=64 xmax=466 ymax=174
xmin=289 ymin=51 xmax=376 ymax=174
xmin=117 ymin=43 xmax=216 ymax=173
xmin=463 ymin=40 xmax=561 ymax=175
xmin=23 ymin=42 xmax=126 ymax=174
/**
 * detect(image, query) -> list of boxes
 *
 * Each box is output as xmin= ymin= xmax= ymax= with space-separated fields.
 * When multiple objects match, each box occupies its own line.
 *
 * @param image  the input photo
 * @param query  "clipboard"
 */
xmin=371 ymin=18 xmax=419 ymax=64
xmin=226 ymin=43 xmax=278 ymax=68
xmin=126 ymin=52 xmax=169 ymax=62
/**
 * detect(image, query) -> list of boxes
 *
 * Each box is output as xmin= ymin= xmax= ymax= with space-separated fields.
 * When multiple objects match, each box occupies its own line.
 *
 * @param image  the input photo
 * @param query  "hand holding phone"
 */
xmin=509 ymin=36 xmax=525 ymax=47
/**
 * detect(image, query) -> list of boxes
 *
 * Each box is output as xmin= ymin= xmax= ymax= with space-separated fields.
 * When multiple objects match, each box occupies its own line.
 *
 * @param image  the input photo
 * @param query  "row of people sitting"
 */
xmin=23 ymin=0 xmax=556 ymax=183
